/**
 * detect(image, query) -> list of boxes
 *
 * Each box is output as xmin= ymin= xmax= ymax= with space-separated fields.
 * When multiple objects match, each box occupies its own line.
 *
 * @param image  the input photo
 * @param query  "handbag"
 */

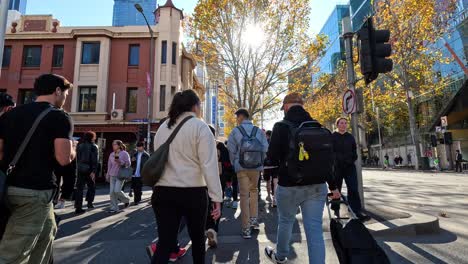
xmin=117 ymin=166 xmax=133 ymax=181
xmin=0 ymin=107 xmax=53 ymax=240
xmin=142 ymin=116 xmax=193 ymax=187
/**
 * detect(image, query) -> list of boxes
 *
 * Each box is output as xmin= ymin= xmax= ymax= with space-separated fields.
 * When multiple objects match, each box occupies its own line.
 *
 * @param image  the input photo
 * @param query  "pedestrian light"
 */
xmin=358 ymin=17 xmax=393 ymax=84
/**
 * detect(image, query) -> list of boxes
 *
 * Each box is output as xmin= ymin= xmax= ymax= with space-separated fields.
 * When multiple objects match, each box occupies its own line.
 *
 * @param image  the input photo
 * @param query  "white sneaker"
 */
xmin=231 ymin=201 xmax=238 ymax=209
xmin=265 ymin=246 xmax=287 ymax=263
xmin=206 ymin=228 xmax=218 ymax=248
xmin=54 ymin=200 xmax=65 ymax=209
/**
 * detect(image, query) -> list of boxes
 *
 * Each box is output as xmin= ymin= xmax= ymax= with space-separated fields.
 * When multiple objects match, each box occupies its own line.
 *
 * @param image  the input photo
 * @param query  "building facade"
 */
xmin=8 ymin=0 xmax=27 ymax=14
xmin=350 ymin=0 xmax=372 ymax=31
xmin=1 ymin=1 xmax=203 ymax=176
xmin=113 ymin=0 xmax=157 ymax=27
xmin=311 ymin=4 xmax=349 ymax=88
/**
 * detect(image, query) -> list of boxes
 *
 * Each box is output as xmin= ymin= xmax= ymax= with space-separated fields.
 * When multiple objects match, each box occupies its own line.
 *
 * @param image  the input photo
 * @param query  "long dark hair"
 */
xmin=83 ymin=131 xmax=96 ymax=143
xmin=168 ymin=90 xmax=200 ymax=129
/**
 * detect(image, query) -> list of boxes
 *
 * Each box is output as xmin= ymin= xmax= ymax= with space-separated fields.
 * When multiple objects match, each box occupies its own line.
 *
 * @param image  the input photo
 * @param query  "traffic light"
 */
xmin=358 ymin=17 xmax=393 ymax=84
xmin=138 ymin=124 xmax=147 ymax=141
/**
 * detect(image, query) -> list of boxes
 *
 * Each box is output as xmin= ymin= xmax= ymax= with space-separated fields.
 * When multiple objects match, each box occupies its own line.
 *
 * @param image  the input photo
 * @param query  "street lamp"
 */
xmin=135 ymin=3 xmax=155 ymax=151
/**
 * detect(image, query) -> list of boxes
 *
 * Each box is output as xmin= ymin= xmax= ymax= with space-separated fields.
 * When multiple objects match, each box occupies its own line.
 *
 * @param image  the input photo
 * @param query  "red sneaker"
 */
xmin=169 ymin=248 xmax=187 ymax=262
xmin=146 ymin=243 xmax=157 ymax=260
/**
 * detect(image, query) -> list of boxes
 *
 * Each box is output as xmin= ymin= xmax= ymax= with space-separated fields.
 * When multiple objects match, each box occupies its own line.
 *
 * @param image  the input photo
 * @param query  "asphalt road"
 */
xmin=53 ymin=170 xmax=468 ymax=264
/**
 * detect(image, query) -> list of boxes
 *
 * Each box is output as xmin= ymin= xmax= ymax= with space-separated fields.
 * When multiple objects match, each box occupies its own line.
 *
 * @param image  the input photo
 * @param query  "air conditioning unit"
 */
xmin=111 ymin=109 xmax=124 ymax=121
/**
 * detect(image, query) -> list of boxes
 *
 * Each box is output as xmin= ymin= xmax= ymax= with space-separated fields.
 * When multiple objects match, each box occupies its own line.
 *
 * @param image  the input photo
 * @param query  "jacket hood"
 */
xmin=284 ymin=105 xmax=315 ymax=124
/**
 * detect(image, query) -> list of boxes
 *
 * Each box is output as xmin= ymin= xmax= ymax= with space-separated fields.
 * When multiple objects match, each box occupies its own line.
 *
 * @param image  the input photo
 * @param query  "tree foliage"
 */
xmin=187 ymin=0 xmax=326 ymax=117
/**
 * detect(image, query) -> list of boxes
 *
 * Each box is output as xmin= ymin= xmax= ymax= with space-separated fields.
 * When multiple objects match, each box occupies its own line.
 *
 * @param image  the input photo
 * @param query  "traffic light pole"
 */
xmin=342 ymin=17 xmax=365 ymax=208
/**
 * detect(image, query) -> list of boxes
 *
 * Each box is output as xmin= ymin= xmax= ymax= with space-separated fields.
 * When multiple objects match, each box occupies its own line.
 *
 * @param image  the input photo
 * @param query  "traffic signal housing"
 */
xmin=358 ymin=17 xmax=393 ymax=84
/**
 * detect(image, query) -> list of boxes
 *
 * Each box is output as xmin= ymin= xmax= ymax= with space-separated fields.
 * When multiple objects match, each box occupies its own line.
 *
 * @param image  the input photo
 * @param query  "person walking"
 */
xmin=455 ymin=150 xmax=463 ymax=172
xmin=264 ymin=93 xmax=340 ymax=264
xmin=75 ymin=131 xmax=99 ymax=214
xmin=205 ymin=125 xmax=225 ymax=248
xmin=264 ymin=130 xmax=279 ymax=207
xmin=54 ymin=162 xmax=76 ymax=210
xmin=227 ymin=108 xmax=269 ymax=239
xmin=151 ymin=90 xmax=222 ymax=264
xmin=132 ymin=142 xmax=149 ymax=205
xmin=332 ymin=117 xmax=370 ymax=221
xmin=0 ymin=74 xmax=75 ymax=263
xmin=223 ymin=139 xmax=239 ymax=209
xmin=106 ymin=140 xmax=131 ymax=213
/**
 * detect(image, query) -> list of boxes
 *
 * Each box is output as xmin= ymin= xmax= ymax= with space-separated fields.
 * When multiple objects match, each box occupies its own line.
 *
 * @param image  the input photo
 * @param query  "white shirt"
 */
xmin=153 ymin=112 xmax=223 ymax=203
xmin=134 ymin=152 xmax=143 ymax=177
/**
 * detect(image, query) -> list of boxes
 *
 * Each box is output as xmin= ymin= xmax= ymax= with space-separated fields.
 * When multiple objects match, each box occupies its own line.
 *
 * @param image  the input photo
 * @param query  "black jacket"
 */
xmin=456 ymin=153 xmax=463 ymax=162
xmin=332 ymin=132 xmax=357 ymax=167
xmin=77 ymin=142 xmax=99 ymax=174
xmin=133 ymin=151 xmax=150 ymax=175
xmin=268 ymin=106 xmax=336 ymax=189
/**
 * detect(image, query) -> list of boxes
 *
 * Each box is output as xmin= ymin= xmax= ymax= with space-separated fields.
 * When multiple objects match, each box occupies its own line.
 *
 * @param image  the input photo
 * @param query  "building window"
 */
xmin=160 ymin=85 xmax=166 ymax=111
xmin=81 ymin=42 xmax=100 ymax=64
xmin=172 ymin=42 xmax=177 ymax=65
xmin=52 ymin=45 xmax=64 ymax=67
xmin=18 ymin=89 xmax=36 ymax=105
xmin=78 ymin=86 xmax=97 ymax=112
xmin=128 ymin=44 xmax=140 ymax=66
xmin=2 ymin=46 xmax=11 ymax=67
xmin=23 ymin=46 xmax=42 ymax=67
xmin=171 ymin=86 xmax=176 ymax=97
xmin=161 ymin=41 xmax=167 ymax=64
xmin=126 ymin=88 xmax=138 ymax=113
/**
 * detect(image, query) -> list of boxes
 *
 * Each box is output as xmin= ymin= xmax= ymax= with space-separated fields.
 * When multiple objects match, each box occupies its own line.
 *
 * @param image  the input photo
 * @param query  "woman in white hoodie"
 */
xmin=151 ymin=90 xmax=222 ymax=264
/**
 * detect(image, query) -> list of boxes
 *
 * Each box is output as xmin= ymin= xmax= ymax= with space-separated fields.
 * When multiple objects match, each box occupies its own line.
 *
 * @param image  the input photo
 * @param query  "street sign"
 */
xmin=342 ymin=89 xmax=356 ymax=114
xmin=211 ymin=96 xmax=217 ymax=125
xmin=441 ymin=116 xmax=448 ymax=127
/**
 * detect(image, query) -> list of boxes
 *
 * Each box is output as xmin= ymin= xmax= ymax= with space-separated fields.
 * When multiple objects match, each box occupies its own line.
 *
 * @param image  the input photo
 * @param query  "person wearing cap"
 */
xmin=0 ymin=92 xmax=15 ymax=116
xmin=264 ymin=93 xmax=340 ymax=264
xmin=227 ymin=108 xmax=268 ymax=239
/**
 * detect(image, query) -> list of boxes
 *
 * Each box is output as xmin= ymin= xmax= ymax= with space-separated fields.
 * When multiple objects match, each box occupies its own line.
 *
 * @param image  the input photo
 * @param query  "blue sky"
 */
xmin=26 ymin=0 xmax=349 ymax=34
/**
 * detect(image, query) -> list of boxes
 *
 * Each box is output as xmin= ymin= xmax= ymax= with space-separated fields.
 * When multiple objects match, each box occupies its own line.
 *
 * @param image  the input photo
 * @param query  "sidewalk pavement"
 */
xmin=53 ymin=181 xmax=438 ymax=264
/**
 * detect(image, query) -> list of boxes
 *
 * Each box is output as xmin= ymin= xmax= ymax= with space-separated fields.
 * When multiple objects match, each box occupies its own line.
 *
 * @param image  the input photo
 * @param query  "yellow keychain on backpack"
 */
xmin=298 ymin=142 xmax=310 ymax=161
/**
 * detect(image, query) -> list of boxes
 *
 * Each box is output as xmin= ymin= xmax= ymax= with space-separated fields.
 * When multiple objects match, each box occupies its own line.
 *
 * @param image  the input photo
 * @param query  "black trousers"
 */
xmin=151 ymin=187 xmax=208 ymax=264
xmin=74 ymin=171 xmax=96 ymax=210
xmin=456 ymin=161 xmax=462 ymax=172
xmin=55 ymin=166 xmax=76 ymax=201
xmin=333 ymin=164 xmax=362 ymax=214
xmin=131 ymin=177 xmax=143 ymax=203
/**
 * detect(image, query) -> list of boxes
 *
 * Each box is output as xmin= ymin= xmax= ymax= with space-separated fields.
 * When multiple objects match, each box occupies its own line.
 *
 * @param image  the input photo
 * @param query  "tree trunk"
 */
xmin=405 ymin=88 xmax=421 ymax=170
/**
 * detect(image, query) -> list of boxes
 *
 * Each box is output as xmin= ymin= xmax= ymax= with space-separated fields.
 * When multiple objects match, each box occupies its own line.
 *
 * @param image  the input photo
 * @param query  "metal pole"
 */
xmin=148 ymin=31 xmax=154 ymax=152
xmin=215 ymin=80 xmax=219 ymax=137
xmin=376 ymin=107 xmax=384 ymax=167
xmin=261 ymin=92 xmax=264 ymax=129
xmin=0 ymin=0 xmax=10 ymax=77
xmin=342 ymin=17 xmax=364 ymax=208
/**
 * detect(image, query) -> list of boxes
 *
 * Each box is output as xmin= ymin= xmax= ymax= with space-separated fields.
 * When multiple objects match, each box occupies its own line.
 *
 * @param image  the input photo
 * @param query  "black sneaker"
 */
xmin=75 ymin=209 xmax=86 ymax=215
xmin=357 ymin=213 xmax=371 ymax=222
xmin=264 ymin=246 xmax=287 ymax=263
xmin=87 ymin=203 xmax=94 ymax=209
xmin=124 ymin=202 xmax=130 ymax=208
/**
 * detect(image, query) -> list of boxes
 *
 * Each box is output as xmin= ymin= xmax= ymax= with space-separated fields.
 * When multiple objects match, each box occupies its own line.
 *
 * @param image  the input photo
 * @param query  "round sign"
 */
xmin=342 ymin=89 xmax=356 ymax=114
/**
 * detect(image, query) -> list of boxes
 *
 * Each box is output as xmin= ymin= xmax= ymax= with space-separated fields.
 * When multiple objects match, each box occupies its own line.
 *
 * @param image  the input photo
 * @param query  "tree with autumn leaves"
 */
xmin=187 ymin=0 xmax=327 ymax=130
xmin=302 ymin=0 xmax=457 ymax=169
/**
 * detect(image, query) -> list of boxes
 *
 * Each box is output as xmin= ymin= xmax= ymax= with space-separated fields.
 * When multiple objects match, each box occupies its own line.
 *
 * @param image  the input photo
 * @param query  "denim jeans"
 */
xmin=276 ymin=184 xmax=328 ymax=264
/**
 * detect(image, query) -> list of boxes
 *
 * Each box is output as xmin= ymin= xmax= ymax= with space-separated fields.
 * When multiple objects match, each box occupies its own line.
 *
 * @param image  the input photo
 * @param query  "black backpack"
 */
xmin=280 ymin=120 xmax=334 ymax=185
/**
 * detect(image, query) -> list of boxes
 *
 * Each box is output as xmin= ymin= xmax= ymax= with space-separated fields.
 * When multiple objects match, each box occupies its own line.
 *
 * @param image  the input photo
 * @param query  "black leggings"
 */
xmin=151 ymin=187 xmax=208 ymax=264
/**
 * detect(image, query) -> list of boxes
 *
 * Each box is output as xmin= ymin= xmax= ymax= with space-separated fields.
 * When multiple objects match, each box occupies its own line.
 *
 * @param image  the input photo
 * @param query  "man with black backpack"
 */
xmin=75 ymin=131 xmax=99 ymax=214
xmin=227 ymin=108 xmax=269 ymax=239
xmin=264 ymin=93 xmax=340 ymax=264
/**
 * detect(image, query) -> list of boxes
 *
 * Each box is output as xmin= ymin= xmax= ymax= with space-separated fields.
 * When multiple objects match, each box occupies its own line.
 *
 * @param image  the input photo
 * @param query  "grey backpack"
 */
xmin=237 ymin=126 xmax=264 ymax=169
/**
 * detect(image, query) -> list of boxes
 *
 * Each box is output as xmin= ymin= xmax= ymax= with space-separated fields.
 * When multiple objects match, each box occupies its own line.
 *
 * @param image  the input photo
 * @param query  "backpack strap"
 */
xmin=237 ymin=125 xmax=248 ymax=137
xmin=7 ymin=107 xmax=54 ymax=175
xmin=278 ymin=120 xmax=298 ymax=150
xmin=165 ymin=116 xmax=194 ymax=145
xmin=250 ymin=126 xmax=259 ymax=138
